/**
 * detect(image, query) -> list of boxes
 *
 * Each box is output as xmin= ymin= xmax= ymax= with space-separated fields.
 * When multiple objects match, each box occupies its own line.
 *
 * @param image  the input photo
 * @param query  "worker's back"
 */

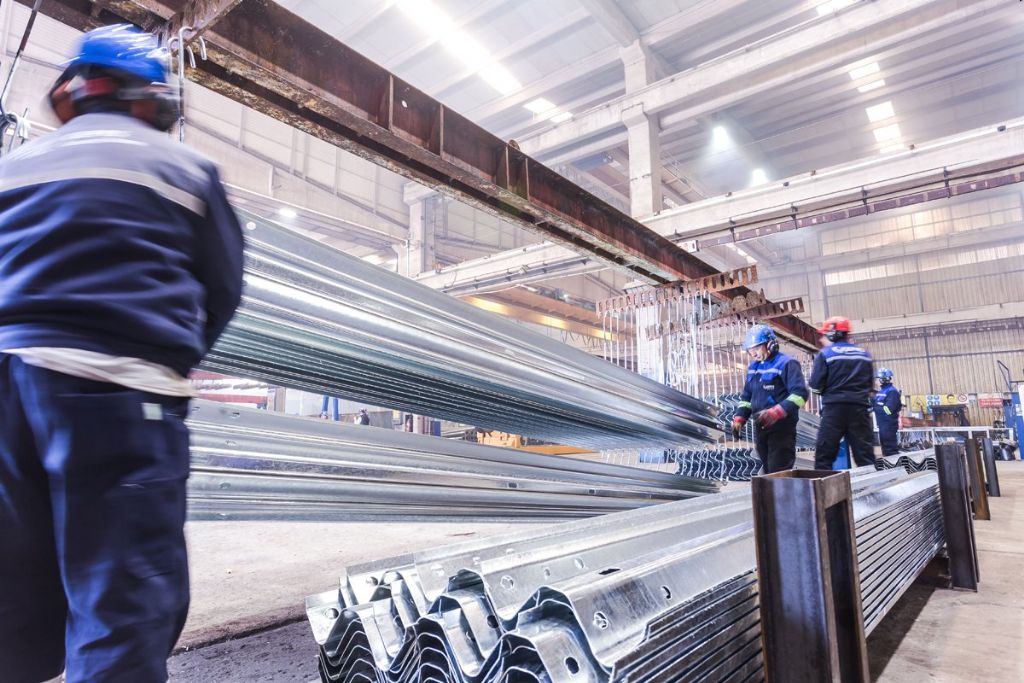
xmin=812 ymin=341 xmax=873 ymax=405
xmin=0 ymin=112 xmax=243 ymax=374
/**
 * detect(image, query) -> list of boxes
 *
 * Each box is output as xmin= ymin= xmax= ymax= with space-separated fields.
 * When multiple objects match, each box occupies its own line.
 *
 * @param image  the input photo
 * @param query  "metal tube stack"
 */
xmin=306 ymin=466 xmax=946 ymax=682
xmin=201 ymin=213 xmax=721 ymax=450
xmin=185 ymin=401 xmax=718 ymax=522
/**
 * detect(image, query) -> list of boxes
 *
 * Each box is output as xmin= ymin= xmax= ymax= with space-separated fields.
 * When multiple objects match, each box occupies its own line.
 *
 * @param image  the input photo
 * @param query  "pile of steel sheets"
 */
xmin=198 ymin=213 xmax=721 ymax=450
xmin=185 ymin=401 xmax=718 ymax=522
xmin=876 ymin=450 xmax=938 ymax=472
xmin=854 ymin=470 xmax=944 ymax=634
xmin=672 ymin=447 xmax=764 ymax=481
xmin=306 ymin=467 xmax=945 ymax=681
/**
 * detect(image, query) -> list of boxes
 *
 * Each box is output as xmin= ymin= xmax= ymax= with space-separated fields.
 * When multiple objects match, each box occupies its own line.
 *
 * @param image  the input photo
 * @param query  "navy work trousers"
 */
xmin=753 ymin=417 xmax=797 ymax=474
xmin=815 ymin=402 xmax=876 ymax=469
xmin=0 ymin=354 xmax=191 ymax=683
xmin=877 ymin=418 xmax=900 ymax=456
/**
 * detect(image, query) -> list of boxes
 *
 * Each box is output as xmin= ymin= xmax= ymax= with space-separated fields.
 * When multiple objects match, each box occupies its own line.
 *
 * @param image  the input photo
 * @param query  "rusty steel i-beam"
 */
xmin=20 ymin=0 xmax=819 ymax=348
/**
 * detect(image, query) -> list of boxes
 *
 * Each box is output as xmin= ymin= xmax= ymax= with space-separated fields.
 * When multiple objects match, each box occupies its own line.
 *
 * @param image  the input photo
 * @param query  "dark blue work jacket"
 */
xmin=809 ymin=341 xmax=875 ymax=406
xmin=873 ymin=384 xmax=902 ymax=425
xmin=0 ymin=113 xmax=244 ymax=375
xmin=736 ymin=351 xmax=809 ymax=422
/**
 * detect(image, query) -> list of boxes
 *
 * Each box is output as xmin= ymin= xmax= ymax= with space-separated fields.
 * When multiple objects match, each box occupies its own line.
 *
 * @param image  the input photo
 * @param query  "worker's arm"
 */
xmin=885 ymin=389 xmax=903 ymax=416
xmin=808 ymin=352 xmax=827 ymax=394
xmin=736 ymin=369 xmax=754 ymax=421
xmin=779 ymin=358 xmax=809 ymax=417
xmin=195 ymin=164 xmax=245 ymax=354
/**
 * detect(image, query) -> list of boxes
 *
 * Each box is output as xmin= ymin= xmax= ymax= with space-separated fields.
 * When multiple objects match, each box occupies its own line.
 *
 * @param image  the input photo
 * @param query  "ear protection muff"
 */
xmin=48 ymin=71 xmax=177 ymax=132
xmin=766 ymin=337 xmax=779 ymax=355
xmin=48 ymin=74 xmax=119 ymax=123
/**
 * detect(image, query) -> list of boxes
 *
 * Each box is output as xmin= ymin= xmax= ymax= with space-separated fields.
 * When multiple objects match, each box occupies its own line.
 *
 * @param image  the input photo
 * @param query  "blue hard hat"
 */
xmin=743 ymin=324 xmax=777 ymax=350
xmin=64 ymin=24 xmax=169 ymax=84
xmin=877 ymin=368 xmax=894 ymax=381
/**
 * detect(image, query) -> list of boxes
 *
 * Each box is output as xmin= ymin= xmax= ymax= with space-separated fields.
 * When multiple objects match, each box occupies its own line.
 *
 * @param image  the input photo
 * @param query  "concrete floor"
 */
xmin=175 ymin=520 xmax=547 ymax=650
xmin=169 ymin=463 xmax=1024 ymax=681
xmin=868 ymin=461 xmax=1024 ymax=682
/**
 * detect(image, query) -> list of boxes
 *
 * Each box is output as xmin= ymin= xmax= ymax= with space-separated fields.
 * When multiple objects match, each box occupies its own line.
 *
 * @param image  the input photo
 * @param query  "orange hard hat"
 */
xmin=817 ymin=316 xmax=852 ymax=335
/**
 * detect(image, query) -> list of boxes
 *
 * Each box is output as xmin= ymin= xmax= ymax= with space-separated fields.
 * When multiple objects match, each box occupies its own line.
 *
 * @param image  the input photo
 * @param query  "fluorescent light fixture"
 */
xmin=872 ymin=123 xmax=901 ymax=143
xmin=397 ymin=0 xmax=521 ymax=96
xmin=277 ymin=207 xmax=297 ymax=218
xmin=865 ymin=100 xmax=894 ymax=123
xmin=857 ymin=79 xmax=885 ymax=93
xmin=396 ymin=0 xmax=450 ymax=36
xmin=478 ymin=63 xmax=521 ymax=96
xmin=750 ymin=168 xmax=768 ymax=186
xmin=524 ymin=98 xmax=572 ymax=123
xmin=817 ymin=0 xmax=857 ymax=16
xmin=879 ymin=143 xmax=906 ymax=154
xmin=525 ymin=98 xmax=556 ymax=114
xmin=848 ymin=61 xmax=880 ymax=81
xmin=442 ymin=29 xmax=489 ymax=66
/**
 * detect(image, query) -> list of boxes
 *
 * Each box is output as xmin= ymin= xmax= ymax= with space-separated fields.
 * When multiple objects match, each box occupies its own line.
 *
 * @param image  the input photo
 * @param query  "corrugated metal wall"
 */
xmin=861 ymin=326 xmax=1024 ymax=395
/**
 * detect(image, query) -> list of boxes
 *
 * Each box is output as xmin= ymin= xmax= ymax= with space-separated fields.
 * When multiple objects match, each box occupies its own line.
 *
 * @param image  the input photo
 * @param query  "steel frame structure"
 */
xmin=15 ymin=0 xmax=819 ymax=349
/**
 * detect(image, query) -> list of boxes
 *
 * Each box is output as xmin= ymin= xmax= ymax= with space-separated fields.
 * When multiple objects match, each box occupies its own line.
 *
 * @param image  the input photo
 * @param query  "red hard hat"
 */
xmin=817 ymin=316 xmax=852 ymax=334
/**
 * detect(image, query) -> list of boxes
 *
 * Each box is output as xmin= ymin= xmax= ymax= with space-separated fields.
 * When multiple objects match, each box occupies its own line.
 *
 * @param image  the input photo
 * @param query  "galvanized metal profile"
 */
xmin=15 ymin=0 xmax=820 ymax=350
xmin=198 ymin=212 xmax=722 ymax=449
xmin=305 ymin=466 xmax=947 ymax=682
xmin=185 ymin=400 xmax=718 ymax=522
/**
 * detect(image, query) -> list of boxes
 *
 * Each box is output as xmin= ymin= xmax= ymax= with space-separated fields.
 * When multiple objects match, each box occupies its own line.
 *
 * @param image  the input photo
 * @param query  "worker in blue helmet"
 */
xmin=0 ymin=25 xmax=243 ymax=683
xmin=873 ymin=368 xmax=902 ymax=456
xmin=733 ymin=324 xmax=809 ymax=473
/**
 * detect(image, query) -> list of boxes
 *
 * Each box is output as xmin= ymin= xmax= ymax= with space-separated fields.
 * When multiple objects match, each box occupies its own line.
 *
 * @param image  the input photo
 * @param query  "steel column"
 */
xmin=751 ymin=469 xmax=869 ymax=683
xmin=934 ymin=443 xmax=979 ymax=591
xmin=979 ymin=437 xmax=1002 ymax=497
xmin=964 ymin=437 xmax=991 ymax=521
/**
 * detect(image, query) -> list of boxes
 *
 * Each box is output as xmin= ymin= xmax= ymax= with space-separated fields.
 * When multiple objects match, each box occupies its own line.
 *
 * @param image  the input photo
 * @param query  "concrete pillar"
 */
xmin=622 ymin=103 xmax=662 ymax=219
xmin=397 ymin=183 xmax=436 ymax=277
xmin=619 ymin=40 xmax=662 ymax=218
xmin=620 ymin=39 xmax=657 ymax=94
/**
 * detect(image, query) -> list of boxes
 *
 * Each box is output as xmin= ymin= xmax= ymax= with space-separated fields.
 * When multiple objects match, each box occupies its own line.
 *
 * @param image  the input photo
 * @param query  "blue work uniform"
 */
xmin=873 ymin=384 xmax=902 ymax=456
xmin=0 ymin=113 xmax=243 ymax=682
xmin=737 ymin=351 xmax=809 ymax=473
xmin=809 ymin=341 xmax=876 ymax=469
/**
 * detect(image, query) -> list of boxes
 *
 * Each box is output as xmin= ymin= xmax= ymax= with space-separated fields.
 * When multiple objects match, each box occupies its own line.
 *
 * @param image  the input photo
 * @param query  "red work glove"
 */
xmin=755 ymin=404 xmax=787 ymax=428
xmin=731 ymin=416 xmax=746 ymax=439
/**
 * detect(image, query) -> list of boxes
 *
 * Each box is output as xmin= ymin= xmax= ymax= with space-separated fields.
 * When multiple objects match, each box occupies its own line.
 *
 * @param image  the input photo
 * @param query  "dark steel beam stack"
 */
xmin=186 ymin=401 xmax=718 ymax=522
xmin=196 ymin=213 xmax=722 ymax=450
xmin=306 ymin=467 xmax=946 ymax=682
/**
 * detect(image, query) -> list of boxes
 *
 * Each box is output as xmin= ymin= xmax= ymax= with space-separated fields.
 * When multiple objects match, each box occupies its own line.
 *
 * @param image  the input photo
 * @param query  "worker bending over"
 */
xmin=733 ymin=325 xmax=809 ymax=474
xmin=0 ymin=26 xmax=244 ymax=682
xmin=810 ymin=317 xmax=876 ymax=469
xmin=873 ymin=368 xmax=902 ymax=456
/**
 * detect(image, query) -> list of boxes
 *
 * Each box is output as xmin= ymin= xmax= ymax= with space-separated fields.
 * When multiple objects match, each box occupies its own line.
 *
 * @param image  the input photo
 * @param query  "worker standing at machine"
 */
xmin=873 ymin=368 xmax=902 ymax=456
xmin=732 ymin=324 xmax=809 ymax=474
xmin=0 ymin=26 xmax=244 ymax=683
xmin=810 ymin=317 xmax=877 ymax=469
